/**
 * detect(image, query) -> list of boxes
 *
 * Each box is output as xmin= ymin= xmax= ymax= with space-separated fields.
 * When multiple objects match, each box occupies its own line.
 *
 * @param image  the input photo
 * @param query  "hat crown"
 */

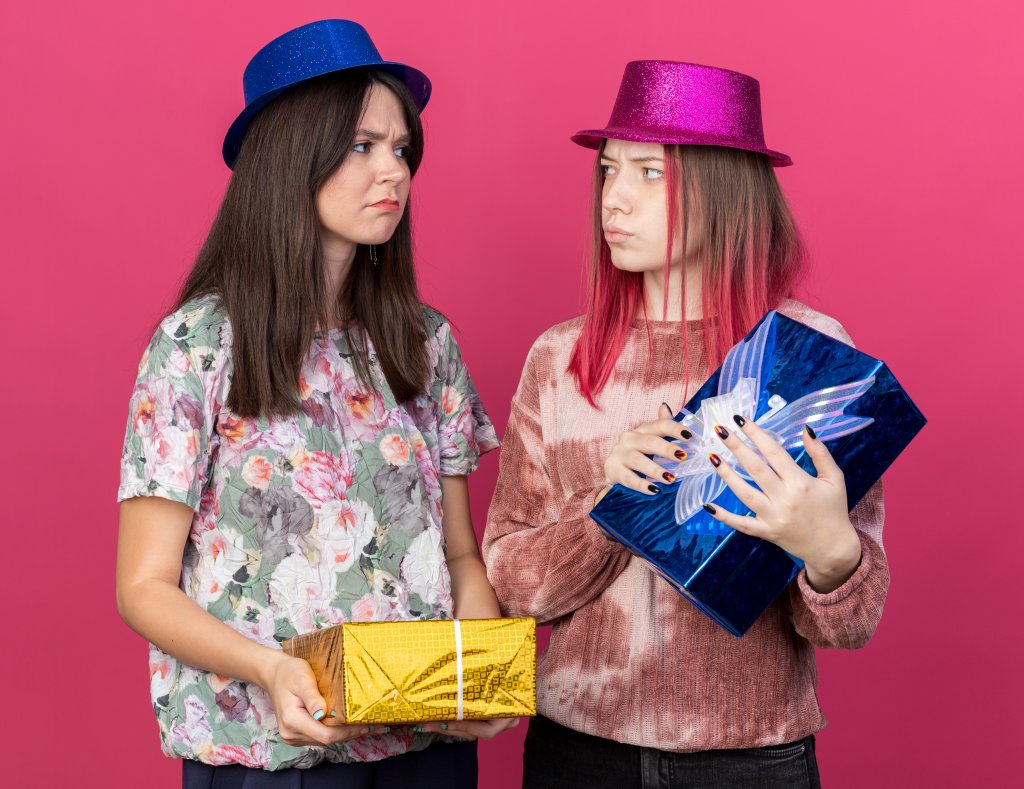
xmin=572 ymin=60 xmax=790 ymax=167
xmin=609 ymin=61 xmax=765 ymax=144
xmin=222 ymin=19 xmax=431 ymax=168
xmin=242 ymin=20 xmax=382 ymax=104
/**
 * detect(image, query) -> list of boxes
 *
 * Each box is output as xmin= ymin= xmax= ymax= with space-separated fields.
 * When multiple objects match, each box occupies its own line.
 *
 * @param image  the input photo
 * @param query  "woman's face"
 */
xmin=600 ymin=140 xmax=697 ymax=272
xmin=316 ymin=84 xmax=412 ymax=250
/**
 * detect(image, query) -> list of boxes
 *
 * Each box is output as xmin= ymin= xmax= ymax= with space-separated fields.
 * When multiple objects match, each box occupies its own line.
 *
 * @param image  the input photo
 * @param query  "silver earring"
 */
xmin=370 ymin=245 xmax=378 ymax=266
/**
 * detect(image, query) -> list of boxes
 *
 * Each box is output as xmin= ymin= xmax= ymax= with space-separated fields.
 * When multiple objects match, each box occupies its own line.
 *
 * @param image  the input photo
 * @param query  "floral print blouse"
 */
xmin=118 ymin=295 xmax=500 ymax=770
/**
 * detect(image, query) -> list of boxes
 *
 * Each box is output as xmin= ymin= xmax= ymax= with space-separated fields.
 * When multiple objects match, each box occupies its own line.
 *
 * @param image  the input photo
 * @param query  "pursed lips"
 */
xmin=604 ymin=225 xmax=633 ymax=242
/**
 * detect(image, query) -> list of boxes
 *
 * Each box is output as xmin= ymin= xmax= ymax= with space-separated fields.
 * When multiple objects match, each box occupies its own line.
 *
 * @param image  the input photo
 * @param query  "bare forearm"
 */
xmin=448 ymin=554 xmax=501 ymax=619
xmin=118 ymin=578 xmax=284 ymax=689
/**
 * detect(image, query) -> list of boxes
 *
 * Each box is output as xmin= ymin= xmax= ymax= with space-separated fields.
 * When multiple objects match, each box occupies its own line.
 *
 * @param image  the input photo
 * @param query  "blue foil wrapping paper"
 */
xmin=590 ymin=311 xmax=926 ymax=636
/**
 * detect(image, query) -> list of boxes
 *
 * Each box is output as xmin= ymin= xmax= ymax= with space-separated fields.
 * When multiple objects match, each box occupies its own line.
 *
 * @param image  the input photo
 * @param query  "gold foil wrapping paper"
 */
xmin=282 ymin=618 xmax=536 ymax=725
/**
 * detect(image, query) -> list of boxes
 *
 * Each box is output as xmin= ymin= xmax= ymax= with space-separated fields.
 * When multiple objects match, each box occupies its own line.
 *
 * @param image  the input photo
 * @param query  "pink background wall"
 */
xmin=2 ymin=1 xmax=1020 ymax=785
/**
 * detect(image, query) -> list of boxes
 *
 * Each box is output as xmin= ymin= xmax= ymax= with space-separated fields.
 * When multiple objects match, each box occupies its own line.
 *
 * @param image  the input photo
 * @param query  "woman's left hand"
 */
xmin=702 ymin=416 xmax=862 ymax=593
xmin=415 ymin=717 xmax=520 ymax=741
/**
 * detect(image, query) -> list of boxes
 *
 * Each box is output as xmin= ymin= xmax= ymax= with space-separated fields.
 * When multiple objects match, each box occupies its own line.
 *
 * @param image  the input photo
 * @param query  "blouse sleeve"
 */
xmin=117 ymin=307 xmax=226 ymax=510
xmin=431 ymin=317 xmax=500 ymax=476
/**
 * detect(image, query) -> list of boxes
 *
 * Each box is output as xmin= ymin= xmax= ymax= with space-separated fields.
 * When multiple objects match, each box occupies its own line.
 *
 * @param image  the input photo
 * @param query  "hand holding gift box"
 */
xmin=282 ymin=617 xmax=536 ymax=727
xmin=591 ymin=311 xmax=926 ymax=636
xmin=699 ymin=414 xmax=863 ymax=595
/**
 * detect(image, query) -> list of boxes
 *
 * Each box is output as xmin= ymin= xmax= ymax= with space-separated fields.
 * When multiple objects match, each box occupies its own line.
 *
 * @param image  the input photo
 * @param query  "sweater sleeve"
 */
xmin=787 ymin=479 xmax=890 ymax=648
xmin=482 ymin=343 xmax=631 ymax=624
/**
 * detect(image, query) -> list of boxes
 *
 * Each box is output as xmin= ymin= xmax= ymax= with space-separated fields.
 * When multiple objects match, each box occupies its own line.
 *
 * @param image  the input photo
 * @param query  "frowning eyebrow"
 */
xmin=600 ymin=154 xmax=665 ymax=163
xmin=356 ymin=129 xmax=412 ymax=144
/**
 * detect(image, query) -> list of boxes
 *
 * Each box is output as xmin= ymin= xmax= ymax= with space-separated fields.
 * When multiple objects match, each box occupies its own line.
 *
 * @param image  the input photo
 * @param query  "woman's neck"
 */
xmin=642 ymin=260 xmax=703 ymax=321
xmin=321 ymin=235 xmax=357 ymax=304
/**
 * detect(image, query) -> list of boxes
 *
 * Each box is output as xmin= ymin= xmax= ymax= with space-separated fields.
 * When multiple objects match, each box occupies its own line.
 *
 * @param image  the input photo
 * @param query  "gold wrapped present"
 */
xmin=281 ymin=618 xmax=536 ymax=725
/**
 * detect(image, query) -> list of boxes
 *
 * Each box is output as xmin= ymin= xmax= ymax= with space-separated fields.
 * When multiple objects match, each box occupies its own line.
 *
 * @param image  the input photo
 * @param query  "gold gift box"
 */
xmin=282 ymin=618 xmax=536 ymax=725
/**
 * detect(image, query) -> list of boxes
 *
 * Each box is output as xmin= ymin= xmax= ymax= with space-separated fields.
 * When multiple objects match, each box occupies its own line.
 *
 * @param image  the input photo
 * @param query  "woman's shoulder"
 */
xmin=420 ymin=304 xmax=450 ymax=338
xmin=506 ymin=316 xmax=585 ymax=379
xmin=138 ymin=295 xmax=232 ymax=383
xmin=775 ymin=299 xmax=855 ymax=347
xmin=520 ymin=315 xmax=585 ymax=370
xmin=155 ymin=294 xmax=232 ymax=349
xmin=127 ymin=296 xmax=232 ymax=417
xmin=530 ymin=315 xmax=586 ymax=355
xmin=508 ymin=316 xmax=585 ymax=385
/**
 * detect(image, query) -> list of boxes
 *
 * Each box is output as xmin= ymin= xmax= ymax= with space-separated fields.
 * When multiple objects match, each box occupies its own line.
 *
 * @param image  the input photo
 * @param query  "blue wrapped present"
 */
xmin=589 ymin=311 xmax=926 ymax=636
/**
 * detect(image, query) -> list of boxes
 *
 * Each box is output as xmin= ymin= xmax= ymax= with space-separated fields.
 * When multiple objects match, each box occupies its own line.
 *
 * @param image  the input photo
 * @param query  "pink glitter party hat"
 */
xmin=572 ymin=60 xmax=791 ymax=166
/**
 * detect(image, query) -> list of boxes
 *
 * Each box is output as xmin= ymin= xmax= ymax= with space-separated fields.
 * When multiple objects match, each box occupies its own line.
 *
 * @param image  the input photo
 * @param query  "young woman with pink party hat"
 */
xmin=484 ymin=61 xmax=889 ymax=787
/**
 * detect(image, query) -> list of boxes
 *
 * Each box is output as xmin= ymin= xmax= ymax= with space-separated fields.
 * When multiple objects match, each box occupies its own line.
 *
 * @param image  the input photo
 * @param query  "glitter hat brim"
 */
xmin=570 ymin=128 xmax=792 ymax=167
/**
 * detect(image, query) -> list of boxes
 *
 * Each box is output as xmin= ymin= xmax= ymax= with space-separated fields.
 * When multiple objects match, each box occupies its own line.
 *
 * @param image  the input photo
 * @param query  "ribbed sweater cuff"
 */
xmin=795 ymin=530 xmax=876 ymax=606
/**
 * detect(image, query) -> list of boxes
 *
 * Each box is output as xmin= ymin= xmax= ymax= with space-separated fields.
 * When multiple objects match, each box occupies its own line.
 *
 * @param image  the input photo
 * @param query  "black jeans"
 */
xmin=523 ymin=715 xmax=821 ymax=789
xmin=182 ymin=740 xmax=477 ymax=789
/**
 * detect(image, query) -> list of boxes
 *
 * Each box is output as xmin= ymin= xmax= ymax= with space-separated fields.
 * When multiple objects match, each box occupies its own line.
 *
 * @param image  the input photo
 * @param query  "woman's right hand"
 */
xmin=118 ymin=497 xmax=371 ymax=748
xmin=259 ymin=652 xmax=371 ymax=747
xmin=598 ymin=403 xmax=691 ymax=501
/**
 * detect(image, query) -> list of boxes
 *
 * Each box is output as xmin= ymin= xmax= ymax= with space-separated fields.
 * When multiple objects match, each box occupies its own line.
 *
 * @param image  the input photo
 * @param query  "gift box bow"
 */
xmin=655 ymin=312 xmax=879 ymax=530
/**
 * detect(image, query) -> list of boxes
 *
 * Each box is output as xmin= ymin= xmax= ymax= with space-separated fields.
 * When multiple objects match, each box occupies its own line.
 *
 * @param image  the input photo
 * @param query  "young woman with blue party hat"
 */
xmin=116 ymin=20 xmax=516 ymax=787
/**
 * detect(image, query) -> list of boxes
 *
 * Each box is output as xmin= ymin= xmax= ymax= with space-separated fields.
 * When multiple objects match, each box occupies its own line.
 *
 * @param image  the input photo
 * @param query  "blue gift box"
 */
xmin=589 ymin=311 xmax=926 ymax=637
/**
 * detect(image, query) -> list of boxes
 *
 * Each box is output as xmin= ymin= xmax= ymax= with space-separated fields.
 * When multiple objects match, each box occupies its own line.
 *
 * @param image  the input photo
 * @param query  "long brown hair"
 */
xmin=568 ymin=143 xmax=805 ymax=406
xmin=176 ymin=69 xmax=430 ymax=417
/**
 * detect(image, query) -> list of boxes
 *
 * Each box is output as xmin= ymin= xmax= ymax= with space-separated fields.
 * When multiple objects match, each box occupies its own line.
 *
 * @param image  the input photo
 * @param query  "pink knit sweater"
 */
xmin=482 ymin=300 xmax=889 ymax=751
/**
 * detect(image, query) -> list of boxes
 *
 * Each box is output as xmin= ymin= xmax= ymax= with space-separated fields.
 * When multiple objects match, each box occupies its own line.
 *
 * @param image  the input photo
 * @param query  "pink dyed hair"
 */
xmin=568 ymin=144 xmax=805 ymax=408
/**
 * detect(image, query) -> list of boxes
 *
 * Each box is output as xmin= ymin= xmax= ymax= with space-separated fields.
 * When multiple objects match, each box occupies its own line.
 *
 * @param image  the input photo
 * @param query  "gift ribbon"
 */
xmin=653 ymin=312 xmax=878 ymax=529
xmin=453 ymin=619 xmax=464 ymax=721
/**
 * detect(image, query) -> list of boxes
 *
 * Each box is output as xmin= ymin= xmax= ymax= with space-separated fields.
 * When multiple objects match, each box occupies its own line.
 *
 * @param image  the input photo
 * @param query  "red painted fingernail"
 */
xmin=662 ymin=471 xmax=675 ymax=483
xmin=714 ymin=424 xmax=730 ymax=440
xmin=703 ymin=503 xmax=717 ymax=515
xmin=648 ymin=484 xmax=660 ymax=493
xmin=709 ymin=453 xmax=722 ymax=468
xmin=674 ymin=449 xmax=687 ymax=460
xmin=732 ymin=414 xmax=746 ymax=427
xmin=805 ymin=424 xmax=817 ymax=439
